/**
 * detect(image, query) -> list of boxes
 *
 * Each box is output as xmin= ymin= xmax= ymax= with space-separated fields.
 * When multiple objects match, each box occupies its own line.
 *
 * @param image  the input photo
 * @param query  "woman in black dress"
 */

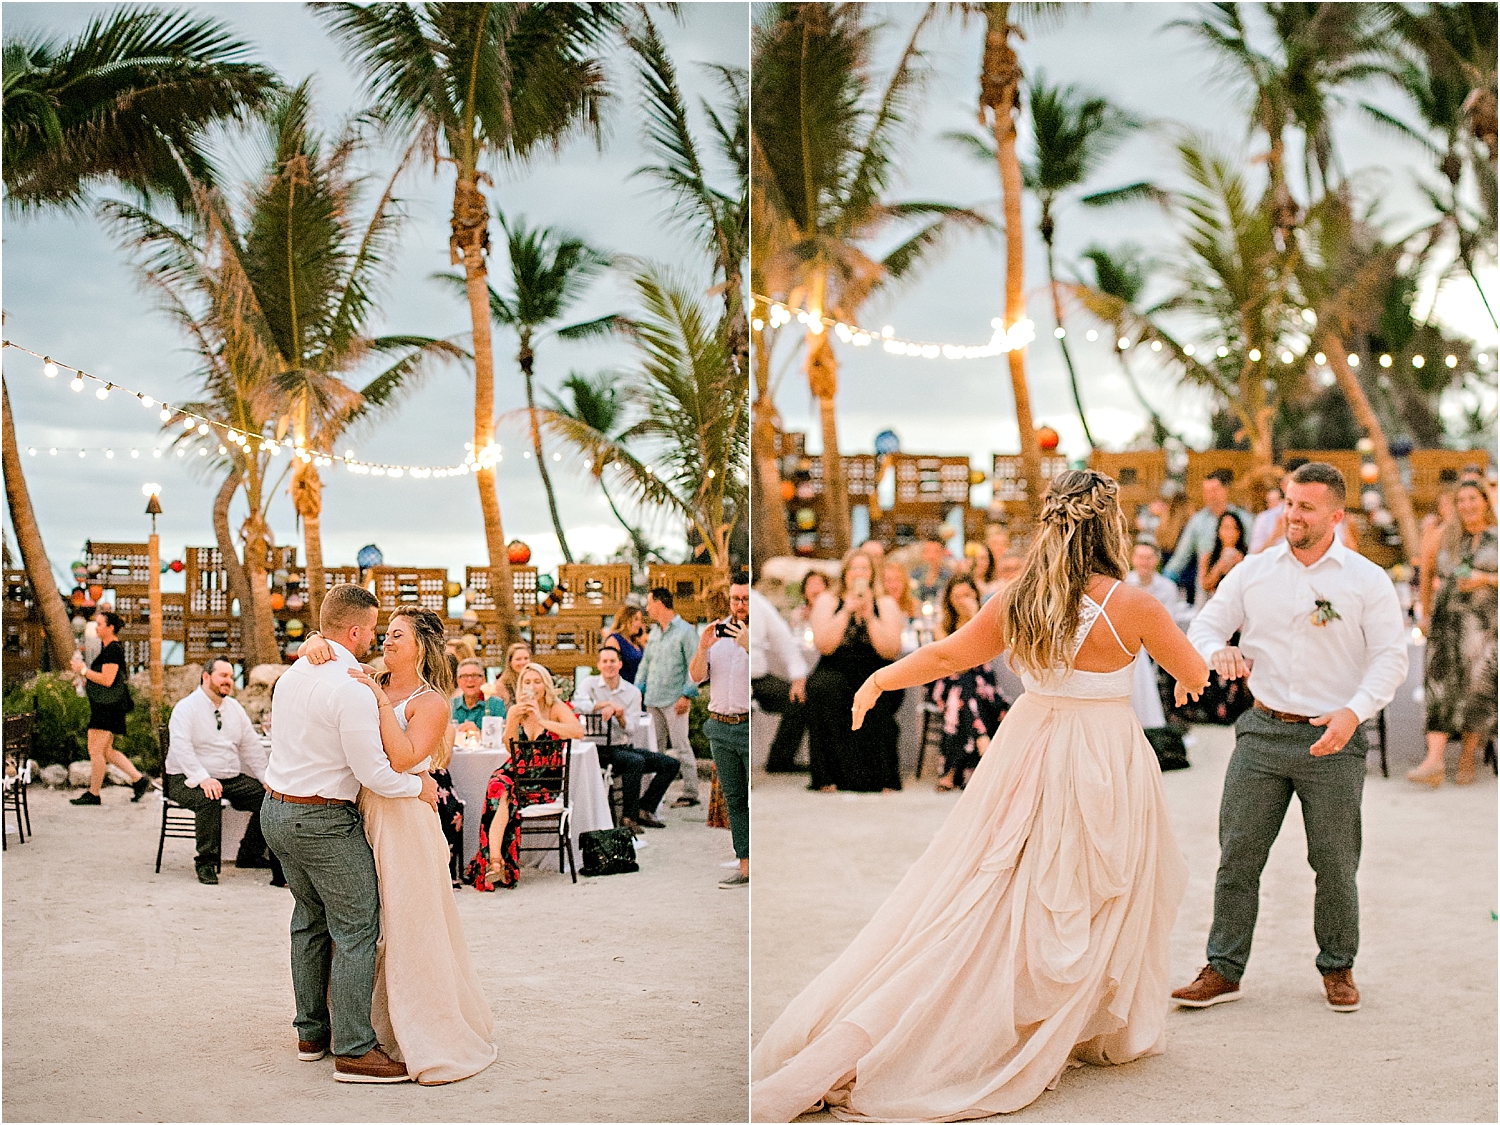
xmin=69 ymin=611 xmax=151 ymax=805
xmin=805 ymin=551 xmax=904 ymax=792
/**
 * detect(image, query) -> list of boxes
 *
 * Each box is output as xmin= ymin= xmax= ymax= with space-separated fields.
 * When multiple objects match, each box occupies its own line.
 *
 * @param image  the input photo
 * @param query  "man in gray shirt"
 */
xmin=1163 ymin=468 xmax=1253 ymax=603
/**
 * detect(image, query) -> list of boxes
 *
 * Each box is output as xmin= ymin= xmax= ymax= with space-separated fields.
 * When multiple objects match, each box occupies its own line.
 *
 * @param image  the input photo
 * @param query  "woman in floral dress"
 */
xmin=929 ymin=576 xmax=1007 ymax=790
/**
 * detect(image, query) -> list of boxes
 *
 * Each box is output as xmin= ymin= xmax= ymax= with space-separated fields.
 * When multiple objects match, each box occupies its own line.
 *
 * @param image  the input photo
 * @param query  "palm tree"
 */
xmin=532 ymin=265 xmax=747 ymax=571
xmin=949 ymin=73 xmax=1150 ymax=451
xmin=106 ymin=83 xmax=461 ymax=660
xmin=3 ymin=7 xmax=278 ymax=213
xmin=318 ymin=1 xmax=619 ymax=642
xmin=754 ymin=3 xmax=984 ymax=550
xmin=439 ymin=213 xmax=627 ymax=564
xmin=544 ymin=371 xmax=658 ymax=569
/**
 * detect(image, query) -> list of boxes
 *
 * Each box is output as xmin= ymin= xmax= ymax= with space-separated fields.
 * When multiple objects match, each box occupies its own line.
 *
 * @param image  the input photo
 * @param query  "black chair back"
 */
xmin=581 ymin=712 xmax=615 ymax=746
xmin=509 ymin=738 xmax=570 ymax=810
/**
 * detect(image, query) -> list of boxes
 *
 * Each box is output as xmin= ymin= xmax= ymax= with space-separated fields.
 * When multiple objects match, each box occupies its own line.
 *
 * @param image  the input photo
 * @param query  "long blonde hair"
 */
xmin=514 ymin=662 xmax=559 ymax=711
xmin=1440 ymin=480 xmax=1498 ymax=558
xmin=380 ymin=607 xmax=456 ymax=768
xmin=881 ymin=559 xmax=918 ymax=617
xmin=836 ymin=548 xmax=883 ymax=600
xmin=497 ymin=642 xmax=532 ymax=704
xmin=1002 ymin=469 xmax=1131 ymax=678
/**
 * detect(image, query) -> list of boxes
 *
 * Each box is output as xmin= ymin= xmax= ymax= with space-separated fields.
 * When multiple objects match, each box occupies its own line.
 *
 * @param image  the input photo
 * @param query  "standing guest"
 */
xmin=1174 ymin=463 xmax=1407 ymax=1015
xmin=430 ymin=654 xmax=468 ymax=886
xmin=789 ymin=571 xmax=828 ymax=635
xmin=880 ymin=559 xmax=920 ymax=625
xmin=690 ymin=572 xmax=752 ymax=887
xmin=637 ymin=587 xmax=703 ymax=809
xmin=751 ymin=586 xmax=811 ymax=773
xmin=1127 ymin=541 xmax=1182 ymax=609
xmin=600 ymin=604 xmax=648 ymax=683
xmin=1163 ymin=469 xmax=1253 ymax=603
xmin=162 ymin=657 xmax=279 ymax=885
xmin=69 ymin=610 xmax=152 ymax=806
xmin=1408 ymin=480 xmax=1498 ymax=787
xmin=444 ymin=634 xmax=478 ymax=666
xmin=859 ymin=540 xmax=886 ymax=562
xmin=575 ymin=646 xmax=680 ymax=833
xmin=985 ymin=523 xmax=1011 ymax=569
xmin=451 ymin=657 xmax=506 ymax=735
xmin=929 ymin=577 xmax=1006 ymax=791
xmin=805 ymin=550 xmax=904 ymax=792
xmin=1198 ymin=511 xmax=1251 ymax=598
xmin=1249 ymin=460 xmax=1305 ymax=552
xmin=967 ymin=543 xmax=1002 ymax=602
xmin=911 ymin=538 xmax=955 ymax=605
xmin=494 ymin=642 xmax=532 ymax=706
xmin=1125 ymin=541 xmax=1185 ymax=729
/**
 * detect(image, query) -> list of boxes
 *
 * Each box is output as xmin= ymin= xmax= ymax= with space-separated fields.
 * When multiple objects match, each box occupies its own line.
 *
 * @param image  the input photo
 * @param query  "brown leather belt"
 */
xmin=708 ymin=711 xmax=748 ymax=725
xmin=1254 ymin=701 xmax=1313 ymax=724
xmin=267 ymin=788 xmax=354 ymax=807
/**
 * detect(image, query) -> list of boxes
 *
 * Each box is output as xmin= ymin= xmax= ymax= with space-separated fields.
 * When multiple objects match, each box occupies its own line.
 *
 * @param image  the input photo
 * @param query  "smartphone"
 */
xmin=715 ymin=620 xmax=736 ymax=638
xmin=849 ymin=575 xmax=870 ymax=595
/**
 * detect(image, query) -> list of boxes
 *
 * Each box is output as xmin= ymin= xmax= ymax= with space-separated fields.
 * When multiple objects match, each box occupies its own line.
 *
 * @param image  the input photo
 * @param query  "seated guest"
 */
xmin=451 ymin=657 xmax=506 ymax=734
xmin=465 ymin=664 xmax=585 ymax=890
xmin=165 ymin=658 xmax=281 ymax=886
xmin=574 ymin=646 xmax=681 ymax=834
xmin=494 ymin=642 xmax=532 ymax=706
xmin=600 ymin=604 xmax=648 ymax=683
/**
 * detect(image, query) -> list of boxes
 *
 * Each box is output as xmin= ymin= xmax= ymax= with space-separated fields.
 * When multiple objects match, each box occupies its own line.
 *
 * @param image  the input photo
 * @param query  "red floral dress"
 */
xmin=463 ymin=728 xmax=563 ymax=891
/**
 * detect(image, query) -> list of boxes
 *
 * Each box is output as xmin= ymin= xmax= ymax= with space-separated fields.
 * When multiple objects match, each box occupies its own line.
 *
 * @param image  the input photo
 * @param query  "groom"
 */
xmin=260 ymin=584 xmax=438 ymax=1082
xmin=1174 ymin=462 xmax=1407 ymax=1013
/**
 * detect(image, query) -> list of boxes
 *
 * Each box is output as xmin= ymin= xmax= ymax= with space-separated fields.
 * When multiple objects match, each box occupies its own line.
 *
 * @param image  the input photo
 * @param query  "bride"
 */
xmin=302 ymin=607 xmax=496 ymax=1085
xmin=751 ymin=470 xmax=1211 ymax=1122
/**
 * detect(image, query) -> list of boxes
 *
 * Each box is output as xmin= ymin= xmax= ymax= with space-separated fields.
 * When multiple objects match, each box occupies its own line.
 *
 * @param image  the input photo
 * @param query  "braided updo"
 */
xmin=1001 ymin=469 xmax=1132 ymax=679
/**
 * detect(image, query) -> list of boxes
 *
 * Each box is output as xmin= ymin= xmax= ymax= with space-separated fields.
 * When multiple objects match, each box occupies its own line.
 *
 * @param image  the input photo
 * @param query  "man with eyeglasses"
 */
xmin=451 ymin=657 xmax=506 ymax=734
xmin=690 ymin=573 xmax=752 ymax=888
xmin=166 ymin=657 xmax=278 ymax=885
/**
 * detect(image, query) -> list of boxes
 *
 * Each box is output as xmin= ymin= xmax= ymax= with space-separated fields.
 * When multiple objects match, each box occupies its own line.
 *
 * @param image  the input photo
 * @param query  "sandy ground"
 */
xmin=3 ymin=783 xmax=748 ymax=1123
xmin=751 ymin=718 xmax=1498 ymax=1123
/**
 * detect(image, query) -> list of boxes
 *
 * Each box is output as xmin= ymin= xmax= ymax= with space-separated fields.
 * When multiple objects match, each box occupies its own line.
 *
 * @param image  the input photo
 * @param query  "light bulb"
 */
xmin=48 ymin=447 xmax=57 ymax=456
xmin=70 ymin=376 xmax=84 ymax=392
xmin=160 ymin=407 xmax=171 ymax=422
xmin=141 ymin=395 xmax=153 ymax=408
xmin=1379 ymin=354 xmax=1392 ymax=367
xmin=1248 ymin=348 xmax=1262 ymax=362
xmin=1445 ymin=355 xmax=1458 ymax=368
xmin=197 ymin=423 xmax=210 ymax=435
xmin=1412 ymin=355 xmax=1424 ymax=368
xmin=1184 ymin=344 xmax=1196 ymax=356
xmin=1086 ymin=329 xmax=1098 ymax=342
xmin=1053 ymin=327 xmax=1066 ymax=339
xmin=1151 ymin=340 xmax=1163 ymax=352
xmin=153 ymin=449 xmax=162 ymax=458
xmin=1314 ymin=352 xmax=1326 ymax=365
xmin=43 ymin=359 xmax=58 ymax=379
xmin=26 ymin=447 xmax=35 ymax=456
xmin=105 ymin=449 xmax=114 ymax=458
xmin=1348 ymin=354 xmax=1360 ymax=367
xmin=183 ymin=418 xmax=195 ymax=430
xmin=1118 ymin=337 xmax=1130 ymax=350
xmin=1281 ymin=351 xmax=1294 ymax=364
xmin=1217 ymin=346 xmax=1229 ymax=358
xmin=95 ymin=385 xmax=109 ymax=400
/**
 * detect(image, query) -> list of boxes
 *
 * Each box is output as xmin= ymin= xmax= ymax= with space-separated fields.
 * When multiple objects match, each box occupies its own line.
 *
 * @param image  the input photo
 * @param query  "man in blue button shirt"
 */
xmin=637 ymin=587 xmax=701 ymax=807
xmin=450 ymin=658 xmax=505 ymax=733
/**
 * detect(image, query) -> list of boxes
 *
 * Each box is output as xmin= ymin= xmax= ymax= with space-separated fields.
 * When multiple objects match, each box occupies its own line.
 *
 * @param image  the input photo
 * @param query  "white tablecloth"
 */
xmin=445 ymin=742 xmax=613 ymax=875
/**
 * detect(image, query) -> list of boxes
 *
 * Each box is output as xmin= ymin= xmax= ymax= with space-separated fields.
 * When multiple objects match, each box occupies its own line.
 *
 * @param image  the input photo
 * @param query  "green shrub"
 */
xmin=2 ymin=674 xmax=165 ymax=773
xmin=689 ymin=692 xmax=711 ymax=758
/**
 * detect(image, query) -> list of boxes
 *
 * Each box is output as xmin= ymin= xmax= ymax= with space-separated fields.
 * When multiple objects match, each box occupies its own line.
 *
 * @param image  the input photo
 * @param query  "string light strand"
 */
xmin=750 ymin=294 xmax=1036 ymax=359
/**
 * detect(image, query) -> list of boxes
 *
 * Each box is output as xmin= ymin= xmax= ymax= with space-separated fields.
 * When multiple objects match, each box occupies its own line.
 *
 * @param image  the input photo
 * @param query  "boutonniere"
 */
xmin=1310 ymin=593 xmax=1341 ymax=627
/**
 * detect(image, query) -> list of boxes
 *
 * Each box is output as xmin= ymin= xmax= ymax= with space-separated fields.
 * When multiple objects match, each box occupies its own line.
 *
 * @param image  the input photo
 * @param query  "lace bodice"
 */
xmin=1016 ymin=583 xmax=1136 ymax=699
xmin=393 ymin=687 xmax=433 ymax=774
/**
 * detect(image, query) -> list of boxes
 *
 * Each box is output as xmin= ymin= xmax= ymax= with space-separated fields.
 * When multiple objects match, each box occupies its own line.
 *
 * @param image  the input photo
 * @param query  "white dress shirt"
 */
xmin=750 ymin=587 xmax=809 ymax=682
xmin=264 ymin=640 xmax=421 ymax=801
xmin=166 ymin=687 xmax=268 ymax=788
xmin=574 ymin=674 xmax=646 ymax=740
xmin=1188 ymin=538 xmax=1408 ymax=723
xmin=704 ymin=625 xmax=751 ymax=715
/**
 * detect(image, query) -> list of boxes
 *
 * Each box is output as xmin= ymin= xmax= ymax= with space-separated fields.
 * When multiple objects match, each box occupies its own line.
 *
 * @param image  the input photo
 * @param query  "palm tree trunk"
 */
xmin=520 ymin=345 xmax=572 ymax=563
xmin=983 ymin=3 xmax=1043 ymax=522
xmin=455 ymin=177 xmax=519 ymax=644
xmin=212 ymin=466 xmax=258 ymax=668
xmin=1324 ymin=337 xmax=1421 ymax=557
xmin=291 ymin=458 xmax=326 ymax=630
xmin=2 ymin=375 xmax=76 ymax=668
xmin=241 ymin=466 xmax=281 ymax=666
xmin=1044 ymin=225 xmax=1095 ymax=449
xmin=752 ymin=327 xmax=792 ymax=565
xmin=806 ymin=328 xmax=850 ymax=553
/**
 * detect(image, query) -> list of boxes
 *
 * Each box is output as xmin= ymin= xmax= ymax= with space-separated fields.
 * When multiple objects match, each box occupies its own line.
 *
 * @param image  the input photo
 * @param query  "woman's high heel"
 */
xmin=1406 ymin=761 xmax=1444 ymax=788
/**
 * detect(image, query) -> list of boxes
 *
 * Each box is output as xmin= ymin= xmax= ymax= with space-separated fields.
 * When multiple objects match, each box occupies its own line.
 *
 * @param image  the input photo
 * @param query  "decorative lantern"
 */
xmin=537 ymin=574 xmax=555 ymax=593
xmin=507 ymin=539 xmax=532 ymax=565
xmin=356 ymin=543 xmax=383 ymax=570
xmin=1359 ymin=462 xmax=1379 ymax=483
xmin=874 ymin=429 xmax=901 ymax=456
xmin=1361 ymin=489 xmax=1382 ymax=511
xmin=270 ymin=592 xmax=286 ymax=611
xmin=286 ymin=594 xmax=305 ymax=611
xmin=969 ymin=468 xmax=986 ymax=486
xmin=1372 ymin=509 xmax=1394 ymax=527
xmin=780 ymin=480 xmax=796 ymax=502
xmin=1356 ymin=437 xmax=1374 ymax=453
xmin=285 ymin=619 xmax=304 ymax=637
xmin=169 ymin=559 xmax=184 ymax=573
xmin=445 ymin=580 xmax=463 ymax=599
xmin=88 ymin=584 xmax=104 ymax=602
xmin=1390 ymin=435 xmax=1415 ymax=458
xmin=71 ymin=615 xmax=88 ymax=636
xmin=795 ymin=507 xmax=818 ymax=531
xmin=1037 ymin=426 xmax=1061 ymax=452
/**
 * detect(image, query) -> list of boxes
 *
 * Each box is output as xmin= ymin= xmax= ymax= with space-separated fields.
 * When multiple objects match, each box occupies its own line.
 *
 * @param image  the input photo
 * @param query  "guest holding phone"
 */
xmin=69 ymin=610 xmax=151 ymax=805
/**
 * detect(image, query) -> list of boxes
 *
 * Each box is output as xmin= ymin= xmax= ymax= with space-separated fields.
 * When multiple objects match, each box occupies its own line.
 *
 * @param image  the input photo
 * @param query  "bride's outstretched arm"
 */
xmin=1136 ymin=597 xmax=1211 ymax=705
xmin=852 ymin=598 xmax=1006 ymax=729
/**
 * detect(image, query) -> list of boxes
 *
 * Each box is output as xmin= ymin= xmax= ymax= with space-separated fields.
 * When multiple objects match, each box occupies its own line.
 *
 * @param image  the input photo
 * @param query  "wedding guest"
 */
xmin=1249 ymin=459 xmax=1305 ymax=552
xmin=1408 ymin=479 xmax=1498 ymax=787
xmin=433 ymin=654 xmax=467 ymax=886
xmin=1125 ymin=542 xmax=1182 ymax=729
xmin=690 ymin=572 xmax=752 ymax=888
xmin=1175 ymin=462 xmax=1407 ymax=1014
xmin=600 ymin=604 xmax=648 ymax=683
xmin=1163 ymin=469 xmax=1252 ymax=603
xmin=1198 ymin=510 xmax=1251 ymax=598
xmin=789 ymin=571 xmax=828 ymax=635
xmin=911 ymin=538 xmax=954 ymax=605
xmin=805 ymin=550 xmax=903 ymax=792
xmin=751 ymin=586 xmax=811 ymax=774
xmin=859 ymin=539 xmax=886 ymax=561
xmin=966 ymin=542 xmax=1002 ymax=603
xmin=161 ymin=657 xmax=277 ymax=884
xmin=637 ymin=587 xmax=702 ymax=808
xmin=985 ymin=523 xmax=1011 ymax=567
xmin=451 ymin=658 xmax=505 ymax=735
xmin=494 ymin=642 xmax=532 ymax=706
xmin=1127 ymin=541 xmax=1181 ymax=609
xmin=929 ymin=576 xmax=1006 ymax=791
xmin=575 ymin=646 xmax=679 ymax=832
xmin=444 ymin=634 xmax=478 ymax=666
xmin=880 ymin=559 xmax=919 ymax=624
xmin=69 ymin=610 xmax=152 ymax=806
xmin=465 ymin=664 xmax=584 ymax=891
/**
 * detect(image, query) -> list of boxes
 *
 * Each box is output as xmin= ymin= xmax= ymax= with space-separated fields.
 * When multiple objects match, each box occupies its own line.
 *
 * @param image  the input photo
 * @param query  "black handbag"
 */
xmin=579 ymin=827 xmax=639 ymax=876
xmin=1144 ymin=725 xmax=1191 ymax=771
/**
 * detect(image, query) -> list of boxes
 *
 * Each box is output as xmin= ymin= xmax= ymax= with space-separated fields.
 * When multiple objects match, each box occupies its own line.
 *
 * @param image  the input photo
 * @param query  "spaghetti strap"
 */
xmin=1095 ymin=581 xmax=1133 ymax=656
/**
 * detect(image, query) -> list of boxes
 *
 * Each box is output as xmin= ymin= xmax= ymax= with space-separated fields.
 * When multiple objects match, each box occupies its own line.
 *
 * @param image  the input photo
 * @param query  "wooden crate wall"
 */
xmin=82 ymin=541 xmax=153 ymax=586
xmin=184 ymin=618 xmax=242 ymax=665
xmin=1089 ymin=451 xmax=1169 ymax=514
xmin=646 ymin=564 xmax=726 ymax=624
xmin=990 ymin=454 xmax=1071 ymax=515
xmin=465 ymin=565 xmax=538 ymax=617
xmin=526 ymin=613 xmax=604 ymax=676
xmin=184 ymin=546 xmax=234 ymax=617
xmin=556 ymin=564 xmax=631 ymax=617
xmin=1409 ymin=449 xmax=1490 ymax=510
xmin=368 ymin=567 xmax=448 ymax=617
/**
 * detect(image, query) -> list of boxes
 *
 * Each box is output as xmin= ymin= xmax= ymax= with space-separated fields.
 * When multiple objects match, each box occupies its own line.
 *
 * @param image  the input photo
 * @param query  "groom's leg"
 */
xmin=259 ymin=795 xmax=332 ymax=1047
xmin=1291 ymin=727 xmax=1367 ymax=975
xmin=1206 ymin=710 xmax=1296 ymax=984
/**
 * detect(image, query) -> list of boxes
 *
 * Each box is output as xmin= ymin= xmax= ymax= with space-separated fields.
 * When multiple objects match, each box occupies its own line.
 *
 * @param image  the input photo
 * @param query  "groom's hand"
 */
xmin=1210 ymin=646 xmax=1253 ymax=681
xmin=417 ymin=772 xmax=438 ymax=808
xmin=1309 ymin=708 xmax=1359 ymax=757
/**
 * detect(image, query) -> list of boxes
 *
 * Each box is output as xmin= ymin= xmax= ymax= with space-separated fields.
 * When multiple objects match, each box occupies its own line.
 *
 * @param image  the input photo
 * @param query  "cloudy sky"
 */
xmin=2 ymin=1 xmax=747 ymax=594
xmin=757 ymin=2 xmax=1497 ymax=496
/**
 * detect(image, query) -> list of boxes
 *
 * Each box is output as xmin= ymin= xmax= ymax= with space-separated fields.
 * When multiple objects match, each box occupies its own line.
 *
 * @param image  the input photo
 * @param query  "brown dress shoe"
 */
xmin=334 ymin=1046 xmax=410 ymax=1083
xmin=1322 ymin=968 xmax=1361 ymax=1012
xmin=1171 ymin=965 xmax=1243 ymax=1008
xmin=297 ymin=1039 xmax=328 ymax=1062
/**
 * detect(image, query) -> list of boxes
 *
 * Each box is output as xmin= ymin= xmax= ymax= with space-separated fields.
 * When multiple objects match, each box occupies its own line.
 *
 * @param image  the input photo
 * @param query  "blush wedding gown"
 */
xmin=359 ymin=688 xmax=497 ymax=1084
xmin=751 ymin=583 xmax=1187 ymax=1121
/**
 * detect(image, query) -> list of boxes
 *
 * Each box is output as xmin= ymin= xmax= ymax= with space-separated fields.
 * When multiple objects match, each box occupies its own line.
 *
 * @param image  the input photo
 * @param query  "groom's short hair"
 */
xmin=1289 ymin=461 xmax=1347 ymax=505
xmin=321 ymin=583 xmax=379 ymax=634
